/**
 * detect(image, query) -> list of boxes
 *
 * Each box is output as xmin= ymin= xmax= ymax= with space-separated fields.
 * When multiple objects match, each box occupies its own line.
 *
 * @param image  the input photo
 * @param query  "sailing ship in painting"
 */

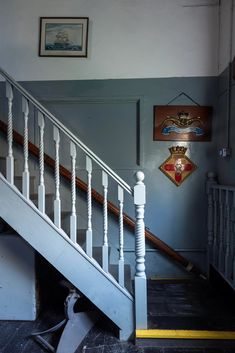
xmin=45 ymin=24 xmax=82 ymax=51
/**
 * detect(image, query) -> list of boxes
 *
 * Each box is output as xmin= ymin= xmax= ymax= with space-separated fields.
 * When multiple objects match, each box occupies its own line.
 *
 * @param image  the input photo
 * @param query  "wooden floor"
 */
xmin=1 ymin=275 xmax=235 ymax=353
xmin=147 ymin=278 xmax=235 ymax=331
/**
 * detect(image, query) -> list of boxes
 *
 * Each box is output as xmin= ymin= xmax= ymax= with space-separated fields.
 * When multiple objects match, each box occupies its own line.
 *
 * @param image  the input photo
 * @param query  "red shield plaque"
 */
xmin=159 ymin=146 xmax=197 ymax=186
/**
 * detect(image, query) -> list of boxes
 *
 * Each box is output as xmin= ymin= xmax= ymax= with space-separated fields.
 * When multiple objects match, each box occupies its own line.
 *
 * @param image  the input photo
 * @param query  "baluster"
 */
xmin=118 ymin=186 xmax=124 ymax=287
xmin=6 ymin=82 xmax=14 ymax=184
xmin=212 ymin=189 xmax=218 ymax=266
xmin=102 ymin=171 xmax=109 ymax=272
xmin=225 ymin=190 xmax=232 ymax=278
xmin=70 ymin=141 xmax=77 ymax=243
xmin=22 ymin=97 xmax=30 ymax=199
xmin=231 ymin=192 xmax=235 ymax=284
xmin=218 ymin=189 xmax=225 ymax=272
xmin=134 ymin=171 xmax=147 ymax=329
xmin=53 ymin=126 xmax=61 ymax=228
xmin=206 ymin=172 xmax=217 ymax=273
xmin=233 ymin=255 xmax=235 ymax=287
xmin=38 ymin=112 xmax=45 ymax=213
xmin=86 ymin=156 xmax=93 ymax=257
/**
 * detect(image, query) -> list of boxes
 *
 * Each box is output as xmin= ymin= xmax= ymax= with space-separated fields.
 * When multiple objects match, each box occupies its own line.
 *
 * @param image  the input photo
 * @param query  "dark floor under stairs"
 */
xmin=1 ymin=265 xmax=235 ymax=353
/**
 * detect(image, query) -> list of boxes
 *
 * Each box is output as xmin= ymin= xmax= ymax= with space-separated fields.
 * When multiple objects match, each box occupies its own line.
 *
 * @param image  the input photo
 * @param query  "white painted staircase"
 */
xmin=0 ymin=68 xmax=148 ymax=341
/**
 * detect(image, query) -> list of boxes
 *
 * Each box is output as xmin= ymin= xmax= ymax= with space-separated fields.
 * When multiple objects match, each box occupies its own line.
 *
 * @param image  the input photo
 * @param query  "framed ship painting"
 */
xmin=39 ymin=17 xmax=89 ymax=57
xmin=153 ymin=105 xmax=212 ymax=141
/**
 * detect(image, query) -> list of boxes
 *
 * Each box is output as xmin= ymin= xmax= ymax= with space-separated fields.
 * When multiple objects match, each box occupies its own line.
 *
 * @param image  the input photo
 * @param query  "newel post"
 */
xmin=134 ymin=171 xmax=147 ymax=329
xmin=206 ymin=171 xmax=217 ymax=275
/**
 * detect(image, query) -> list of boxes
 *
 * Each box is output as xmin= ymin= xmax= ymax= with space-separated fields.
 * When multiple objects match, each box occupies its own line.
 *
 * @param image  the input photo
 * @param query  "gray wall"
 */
xmin=0 ymin=76 xmax=218 ymax=277
xmin=216 ymin=65 xmax=235 ymax=185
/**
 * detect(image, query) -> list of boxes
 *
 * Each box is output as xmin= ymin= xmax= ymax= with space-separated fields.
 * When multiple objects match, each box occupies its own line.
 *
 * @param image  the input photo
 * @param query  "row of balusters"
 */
xmin=208 ymin=177 xmax=235 ymax=286
xmin=5 ymin=81 xmax=127 ymax=288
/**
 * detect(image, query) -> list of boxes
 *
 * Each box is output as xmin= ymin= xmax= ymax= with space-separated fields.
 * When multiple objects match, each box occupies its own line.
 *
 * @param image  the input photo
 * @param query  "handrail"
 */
xmin=211 ymin=184 xmax=235 ymax=192
xmin=0 ymin=119 xmax=205 ymax=278
xmin=0 ymin=68 xmax=132 ymax=195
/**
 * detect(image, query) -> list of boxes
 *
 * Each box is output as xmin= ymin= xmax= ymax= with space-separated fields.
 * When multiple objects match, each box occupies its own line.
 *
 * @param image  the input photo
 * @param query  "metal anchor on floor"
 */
xmin=31 ymin=288 xmax=98 ymax=353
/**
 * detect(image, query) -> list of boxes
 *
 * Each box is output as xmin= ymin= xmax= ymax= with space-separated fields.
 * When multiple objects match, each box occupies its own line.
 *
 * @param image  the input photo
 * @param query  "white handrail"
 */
xmin=0 ymin=68 xmax=133 ymax=195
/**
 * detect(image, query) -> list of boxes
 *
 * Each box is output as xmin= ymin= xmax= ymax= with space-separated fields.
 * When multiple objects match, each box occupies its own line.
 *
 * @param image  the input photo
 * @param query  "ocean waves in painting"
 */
xmin=45 ymin=44 xmax=82 ymax=51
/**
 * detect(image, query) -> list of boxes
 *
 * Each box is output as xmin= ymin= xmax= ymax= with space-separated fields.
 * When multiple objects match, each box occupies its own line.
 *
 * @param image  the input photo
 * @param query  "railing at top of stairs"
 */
xmin=206 ymin=172 xmax=235 ymax=288
xmin=0 ymin=67 xmax=147 ymax=330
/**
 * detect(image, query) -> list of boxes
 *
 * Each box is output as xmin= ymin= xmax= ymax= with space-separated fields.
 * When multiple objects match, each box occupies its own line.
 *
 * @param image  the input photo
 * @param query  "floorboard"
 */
xmin=1 ymin=278 xmax=235 ymax=352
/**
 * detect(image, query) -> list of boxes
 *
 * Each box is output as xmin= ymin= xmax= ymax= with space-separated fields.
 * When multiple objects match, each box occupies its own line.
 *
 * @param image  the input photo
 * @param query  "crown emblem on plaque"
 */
xmin=169 ymin=146 xmax=187 ymax=155
xmin=159 ymin=145 xmax=197 ymax=186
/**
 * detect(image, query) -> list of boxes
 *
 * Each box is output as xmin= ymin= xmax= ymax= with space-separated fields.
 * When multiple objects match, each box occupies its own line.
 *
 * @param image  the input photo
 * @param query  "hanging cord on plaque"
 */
xmin=166 ymin=92 xmax=200 ymax=106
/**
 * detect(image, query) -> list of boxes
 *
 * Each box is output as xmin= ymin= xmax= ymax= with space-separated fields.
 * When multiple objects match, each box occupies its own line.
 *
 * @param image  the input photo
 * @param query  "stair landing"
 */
xmin=137 ymin=277 xmax=235 ymax=350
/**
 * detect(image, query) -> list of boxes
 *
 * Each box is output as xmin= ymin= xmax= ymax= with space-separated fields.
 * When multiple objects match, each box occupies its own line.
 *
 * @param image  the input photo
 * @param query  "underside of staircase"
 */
xmin=0 ymin=173 xmax=134 ymax=340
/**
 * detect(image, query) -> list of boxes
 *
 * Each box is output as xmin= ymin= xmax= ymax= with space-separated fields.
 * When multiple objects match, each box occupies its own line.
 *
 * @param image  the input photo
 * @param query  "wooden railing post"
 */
xmin=206 ymin=172 xmax=217 ymax=275
xmin=118 ymin=185 xmax=124 ymax=287
xmin=38 ymin=112 xmax=45 ymax=213
xmin=70 ymin=141 xmax=77 ymax=243
xmin=134 ymin=171 xmax=147 ymax=329
xmin=53 ymin=126 xmax=61 ymax=228
xmin=212 ymin=189 xmax=218 ymax=267
xmin=86 ymin=156 xmax=93 ymax=257
xmin=218 ymin=189 xmax=225 ymax=272
xmin=22 ymin=97 xmax=30 ymax=199
xmin=6 ymin=82 xmax=14 ymax=184
xmin=225 ymin=190 xmax=232 ymax=279
xmin=102 ymin=171 xmax=109 ymax=272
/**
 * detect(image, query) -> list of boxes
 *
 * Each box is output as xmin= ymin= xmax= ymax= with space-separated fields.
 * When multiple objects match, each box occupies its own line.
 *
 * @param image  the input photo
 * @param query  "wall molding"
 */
xmin=39 ymin=96 xmax=143 ymax=166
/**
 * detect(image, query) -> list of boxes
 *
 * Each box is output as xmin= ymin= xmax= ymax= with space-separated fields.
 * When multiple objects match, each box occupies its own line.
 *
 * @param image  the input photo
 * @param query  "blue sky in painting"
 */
xmin=45 ymin=23 xmax=83 ymax=46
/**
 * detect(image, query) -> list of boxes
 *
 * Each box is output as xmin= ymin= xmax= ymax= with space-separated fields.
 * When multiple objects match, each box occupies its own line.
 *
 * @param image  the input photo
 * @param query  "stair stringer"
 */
xmin=0 ymin=174 xmax=134 ymax=340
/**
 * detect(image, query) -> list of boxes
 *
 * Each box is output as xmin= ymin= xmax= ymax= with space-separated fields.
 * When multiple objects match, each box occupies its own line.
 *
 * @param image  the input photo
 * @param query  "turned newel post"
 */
xmin=206 ymin=172 xmax=217 ymax=274
xmin=134 ymin=171 xmax=147 ymax=329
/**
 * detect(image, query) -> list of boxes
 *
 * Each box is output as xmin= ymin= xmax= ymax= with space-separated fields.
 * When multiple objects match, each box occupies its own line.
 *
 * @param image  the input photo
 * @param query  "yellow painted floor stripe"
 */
xmin=136 ymin=329 xmax=235 ymax=340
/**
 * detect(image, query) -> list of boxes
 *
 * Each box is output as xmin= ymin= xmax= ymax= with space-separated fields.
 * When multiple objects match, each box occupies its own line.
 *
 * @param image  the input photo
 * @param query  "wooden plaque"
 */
xmin=153 ymin=105 xmax=212 ymax=141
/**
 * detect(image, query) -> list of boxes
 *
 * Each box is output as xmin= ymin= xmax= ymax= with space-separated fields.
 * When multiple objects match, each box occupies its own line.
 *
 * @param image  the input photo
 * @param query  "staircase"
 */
xmin=0 ymin=68 xmax=148 ymax=341
xmin=2 ymin=68 xmax=235 ymax=352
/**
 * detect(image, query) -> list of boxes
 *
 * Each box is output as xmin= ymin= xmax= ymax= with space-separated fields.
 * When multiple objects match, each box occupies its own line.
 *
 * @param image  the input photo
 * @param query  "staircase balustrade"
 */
xmin=0 ymin=119 xmax=205 ymax=280
xmin=0 ymin=68 xmax=147 ymax=333
xmin=207 ymin=172 xmax=235 ymax=288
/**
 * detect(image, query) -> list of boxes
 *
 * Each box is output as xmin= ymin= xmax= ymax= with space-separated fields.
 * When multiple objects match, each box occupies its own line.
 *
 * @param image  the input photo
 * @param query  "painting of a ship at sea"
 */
xmin=39 ymin=17 xmax=89 ymax=57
